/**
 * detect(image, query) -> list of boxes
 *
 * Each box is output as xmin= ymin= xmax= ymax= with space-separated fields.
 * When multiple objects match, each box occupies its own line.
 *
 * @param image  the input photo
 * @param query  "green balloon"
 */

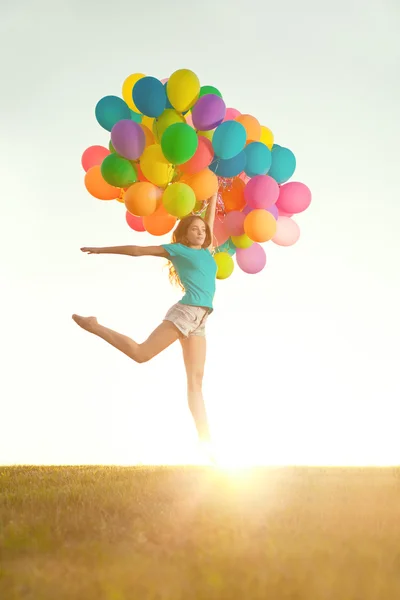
xmin=199 ymin=85 xmax=222 ymax=99
xmin=161 ymin=123 xmax=198 ymax=165
xmin=101 ymin=154 xmax=137 ymax=187
xmin=130 ymin=109 xmax=142 ymax=123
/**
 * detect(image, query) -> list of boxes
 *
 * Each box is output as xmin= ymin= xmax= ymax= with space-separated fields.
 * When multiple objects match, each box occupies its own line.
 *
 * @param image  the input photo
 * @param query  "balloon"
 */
xmin=212 ymin=120 xmax=247 ymax=160
xmin=220 ymin=178 xmax=245 ymax=212
xmin=209 ymin=151 xmax=246 ymax=178
xmin=132 ymin=76 xmax=166 ymax=118
xmin=276 ymin=182 xmax=311 ymax=214
xmin=122 ymin=73 xmax=146 ymax=112
xmin=272 ymin=216 xmax=300 ymax=247
xmin=236 ymin=244 xmax=266 ymax=274
xmin=225 ymin=211 xmax=246 ymax=236
xmin=244 ymin=142 xmax=272 ymax=177
xmin=192 ymin=95 xmax=226 ymax=131
xmin=235 ymin=114 xmax=261 ymax=141
xmin=143 ymin=203 xmax=176 ymax=236
xmin=179 ymin=136 xmax=213 ymax=174
xmin=231 ymin=233 xmax=253 ymax=249
xmin=162 ymin=183 xmax=196 ymax=218
xmin=223 ymin=108 xmax=241 ymax=122
xmin=84 ymin=165 xmax=120 ymax=200
xmin=259 ymin=126 xmax=274 ymax=149
xmin=101 ymin=154 xmax=137 ymax=187
xmin=140 ymin=145 xmax=174 ymax=187
xmin=181 ymin=168 xmax=218 ymax=202
xmin=213 ymin=217 xmax=230 ymax=246
xmin=161 ymin=123 xmax=198 ymax=165
xmin=81 ymin=146 xmax=110 ymax=172
xmin=136 ymin=164 xmax=149 ymax=182
xmin=244 ymin=209 xmax=277 ymax=242
xmin=141 ymin=115 xmax=154 ymax=130
xmin=95 ymin=96 xmax=131 ymax=132
xmin=129 ymin=110 xmax=142 ymax=123
xmin=197 ymin=129 xmax=214 ymax=141
xmin=124 ymin=182 xmax=160 ymax=217
xmin=160 ymin=77 xmax=169 ymax=84
xmin=110 ymin=120 xmax=145 ymax=160
xmin=215 ymin=238 xmax=236 ymax=256
xmin=268 ymin=146 xmax=296 ymax=183
xmin=126 ymin=211 xmax=146 ymax=232
xmin=185 ymin=112 xmax=194 ymax=127
xmin=278 ymin=208 xmax=293 ymax=217
xmin=199 ymin=85 xmax=222 ymax=98
xmin=116 ymin=189 xmax=125 ymax=203
xmin=244 ymin=175 xmax=279 ymax=209
xmin=268 ymin=204 xmax=279 ymax=220
xmin=214 ymin=252 xmax=234 ymax=279
xmin=153 ymin=109 xmax=186 ymax=142
xmin=140 ymin=124 xmax=155 ymax=148
xmin=167 ymin=69 xmax=200 ymax=113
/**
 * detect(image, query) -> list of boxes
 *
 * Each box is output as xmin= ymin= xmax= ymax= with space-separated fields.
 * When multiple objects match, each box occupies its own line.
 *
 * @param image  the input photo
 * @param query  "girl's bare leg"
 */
xmin=72 ymin=315 xmax=180 ymax=363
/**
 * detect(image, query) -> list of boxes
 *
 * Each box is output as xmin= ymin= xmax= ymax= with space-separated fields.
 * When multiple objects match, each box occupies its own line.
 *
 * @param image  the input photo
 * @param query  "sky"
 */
xmin=0 ymin=0 xmax=399 ymax=466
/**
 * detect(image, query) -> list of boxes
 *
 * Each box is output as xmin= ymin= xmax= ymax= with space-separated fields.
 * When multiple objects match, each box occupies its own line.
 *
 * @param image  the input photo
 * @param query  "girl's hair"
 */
xmin=167 ymin=215 xmax=213 ymax=291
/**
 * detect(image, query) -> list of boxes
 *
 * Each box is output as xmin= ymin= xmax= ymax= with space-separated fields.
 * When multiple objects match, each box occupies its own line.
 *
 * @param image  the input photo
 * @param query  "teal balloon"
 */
xmin=95 ymin=96 xmax=131 ymax=132
xmin=100 ymin=154 xmax=137 ymax=187
xmin=132 ymin=76 xmax=166 ymax=118
xmin=244 ymin=142 xmax=272 ymax=177
xmin=199 ymin=85 xmax=222 ymax=98
xmin=268 ymin=146 xmax=296 ymax=183
xmin=209 ymin=151 xmax=246 ymax=178
xmin=215 ymin=238 xmax=236 ymax=256
xmin=130 ymin=110 xmax=142 ymax=123
xmin=212 ymin=121 xmax=246 ymax=160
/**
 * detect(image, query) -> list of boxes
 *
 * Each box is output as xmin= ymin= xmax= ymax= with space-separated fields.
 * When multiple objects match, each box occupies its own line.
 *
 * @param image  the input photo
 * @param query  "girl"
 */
xmin=73 ymin=193 xmax=218 ymax=460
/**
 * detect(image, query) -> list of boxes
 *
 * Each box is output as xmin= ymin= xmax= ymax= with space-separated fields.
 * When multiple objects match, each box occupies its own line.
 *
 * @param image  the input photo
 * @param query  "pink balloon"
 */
xmin=272 ymin=216 xmax=300 ymax=247
xmin=244 ymin=175 xmax=280 ymax=209
xmin=161 ymin=77 xmax=169 ymax=84
xmin=111 ymin=120 xmax=145 ymax=160
xmin=239 ymin=172 xmax=251 ymax=184
xmin=223 ymin=108 xmax=241 ymax=122
xmin=81 ymin=145 xmax=110 ymax=172
xmin=225 ymin=211 xmax=246 ymax=236
xmin=278 ymin=208 xmax=293 ymax=217
xmin=236 ymin=243 xmax=266 ymax=274
xmin=213 ymin=217 xmax=230 ymax=246
xmin=125 ymin=211 xmax=145 ymax=232
xmin=276 ymin=182 xmax=311 ymax=214
xmin=185 ymin=113 xmax=194 ymax=127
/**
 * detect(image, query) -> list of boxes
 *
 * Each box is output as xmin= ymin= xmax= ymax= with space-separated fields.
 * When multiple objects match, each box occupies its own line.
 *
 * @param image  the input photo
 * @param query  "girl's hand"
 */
xmin=81 ymin=247 xmax=101 ymax=254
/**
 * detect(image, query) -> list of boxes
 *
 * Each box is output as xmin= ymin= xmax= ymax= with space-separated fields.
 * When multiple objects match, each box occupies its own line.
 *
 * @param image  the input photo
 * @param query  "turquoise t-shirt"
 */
xmin=162 ymin=243 xmax=217 ymax=310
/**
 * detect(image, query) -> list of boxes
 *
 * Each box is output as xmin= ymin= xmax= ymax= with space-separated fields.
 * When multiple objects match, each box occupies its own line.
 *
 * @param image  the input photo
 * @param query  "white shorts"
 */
xmin=163 ymin=303 xmax=211 ymax=338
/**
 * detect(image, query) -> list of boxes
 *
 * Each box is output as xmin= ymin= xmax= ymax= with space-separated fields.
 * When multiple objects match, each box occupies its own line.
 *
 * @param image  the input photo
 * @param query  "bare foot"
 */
xmin=72 ymin=314 xmax=99 ymax=333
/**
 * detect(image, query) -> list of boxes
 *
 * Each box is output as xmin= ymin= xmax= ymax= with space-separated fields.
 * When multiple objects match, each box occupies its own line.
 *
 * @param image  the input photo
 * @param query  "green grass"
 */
xmin=1 ymin=466 xmax=400 ymax=599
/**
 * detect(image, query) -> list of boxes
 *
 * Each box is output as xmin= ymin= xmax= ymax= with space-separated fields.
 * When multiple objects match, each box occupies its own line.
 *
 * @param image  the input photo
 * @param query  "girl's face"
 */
xmin=186 ymin=219 xmax=207 ymax=248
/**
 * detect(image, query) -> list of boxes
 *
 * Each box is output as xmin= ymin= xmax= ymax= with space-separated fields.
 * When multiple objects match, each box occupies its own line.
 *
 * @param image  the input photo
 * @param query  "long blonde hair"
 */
xmin=166 ymin=215 xmax=213 ymax=291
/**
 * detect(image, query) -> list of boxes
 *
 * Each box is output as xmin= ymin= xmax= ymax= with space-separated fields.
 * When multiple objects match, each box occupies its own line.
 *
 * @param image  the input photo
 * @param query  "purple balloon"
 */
xmin=192 ymin=94 xmax=226 ymax=131
xmin=111 ymin=120 xmax=145 ymax=160
xmin=236 ymin=243 xmax=266 ymax=274
xmin=268 ymin=204 xmax=279 ymax=219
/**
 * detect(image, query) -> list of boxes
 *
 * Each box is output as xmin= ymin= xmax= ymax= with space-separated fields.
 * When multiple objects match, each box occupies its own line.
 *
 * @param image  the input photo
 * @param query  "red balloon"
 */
xmin=125 ymin=211 xmax=146 ymax=232
xmin=81 ymin=145 xmax=110 ymax=172
xmin=179 ymin=136 xmax=214 ymax=174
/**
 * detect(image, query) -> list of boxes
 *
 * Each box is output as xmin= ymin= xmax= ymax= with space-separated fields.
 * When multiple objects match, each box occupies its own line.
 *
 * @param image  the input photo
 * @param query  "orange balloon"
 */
xmin=179 ymin=136 xmax=213 ymax=174
xmin=181 ymin=168 xmax=218 ymax=202
xmin=136 ymin=164 xmax=149 ymax=182
xmin=116 ymin=189 xmax=125 ymax=203
xmin=221 ymin=178 xmax=245 ymax=212
xmin=244 ymin=209 xmax=277 ymax=242
xmin=84 ymin=165 xmax=120 ymax=200
xmin=143 ymin=203 xmax=177 ymax=236
xmin=140 ymin=125 xmax=155 ymax=148
xmin=124 ymin=182 xmax=159 ymax=217
xmin=235 ymin=114 xmax=261 ymax=142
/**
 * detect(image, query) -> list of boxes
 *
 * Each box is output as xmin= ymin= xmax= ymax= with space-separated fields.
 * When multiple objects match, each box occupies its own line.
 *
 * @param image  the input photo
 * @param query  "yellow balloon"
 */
xmin=167 ymin=69 xmax=200 ymax=113
xmin=153 ymin=109 xmax=186 ymax=142
xmin=260 ymin=126 xmax=274 ymax=150
xmin=141 ymin=115 xmax=155 ymax=130
xmin=231 ymin=234 xmax=254 ymax=249
xmin=197 ymin=129 xmax=214 ymax=141
xmin=214 ymin=252 xmax=234 ymax=279
xmin=140 ymin=145 xmax=174 ymax=187
xmin=122 ymin=73 xmax=146 ymax=113
xmin=162 ymin=182 xmax=196 ymax=218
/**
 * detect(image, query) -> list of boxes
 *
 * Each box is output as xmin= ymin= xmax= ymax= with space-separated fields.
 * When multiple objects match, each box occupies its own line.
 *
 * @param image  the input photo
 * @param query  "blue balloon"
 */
xmin=268 ymin=146 xmax=296 ymax=183
xmin=244 ymin=142 xmax=272 ymax=177
xmin=215 ymin=238 xmax=236 ymax=256
xmin=132 ymin=76 xmax=166 ymax=118
xmin=209 ymin=151 xmax=246 ymax=178
xmin=95 ymin=96 xmax=131 ymax=132
xmin=212 ymin=120 xmax=247 ymax=160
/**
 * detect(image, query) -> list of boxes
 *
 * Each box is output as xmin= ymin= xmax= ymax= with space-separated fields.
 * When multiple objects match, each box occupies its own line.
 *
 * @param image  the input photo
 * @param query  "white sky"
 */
xmin=1 ymin=0 xmax=399 ymax=466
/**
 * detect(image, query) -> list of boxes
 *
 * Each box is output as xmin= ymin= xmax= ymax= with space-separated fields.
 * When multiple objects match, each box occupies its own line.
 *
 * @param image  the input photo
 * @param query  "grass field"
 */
xmin=1 ymin=466 xmax=400 ymax=599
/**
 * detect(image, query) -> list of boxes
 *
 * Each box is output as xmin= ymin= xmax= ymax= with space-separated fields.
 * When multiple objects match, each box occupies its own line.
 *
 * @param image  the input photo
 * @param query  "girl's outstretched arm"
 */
xmin=204 ymin=193 xmax=218 ymax=247
xmin=80 ymin=246 xmax=169 ymax=257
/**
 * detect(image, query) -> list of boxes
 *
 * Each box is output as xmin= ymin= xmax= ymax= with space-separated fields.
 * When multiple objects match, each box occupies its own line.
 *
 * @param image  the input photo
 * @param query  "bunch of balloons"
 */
xmin=81 ymin=68 xmax=312 ymax=279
